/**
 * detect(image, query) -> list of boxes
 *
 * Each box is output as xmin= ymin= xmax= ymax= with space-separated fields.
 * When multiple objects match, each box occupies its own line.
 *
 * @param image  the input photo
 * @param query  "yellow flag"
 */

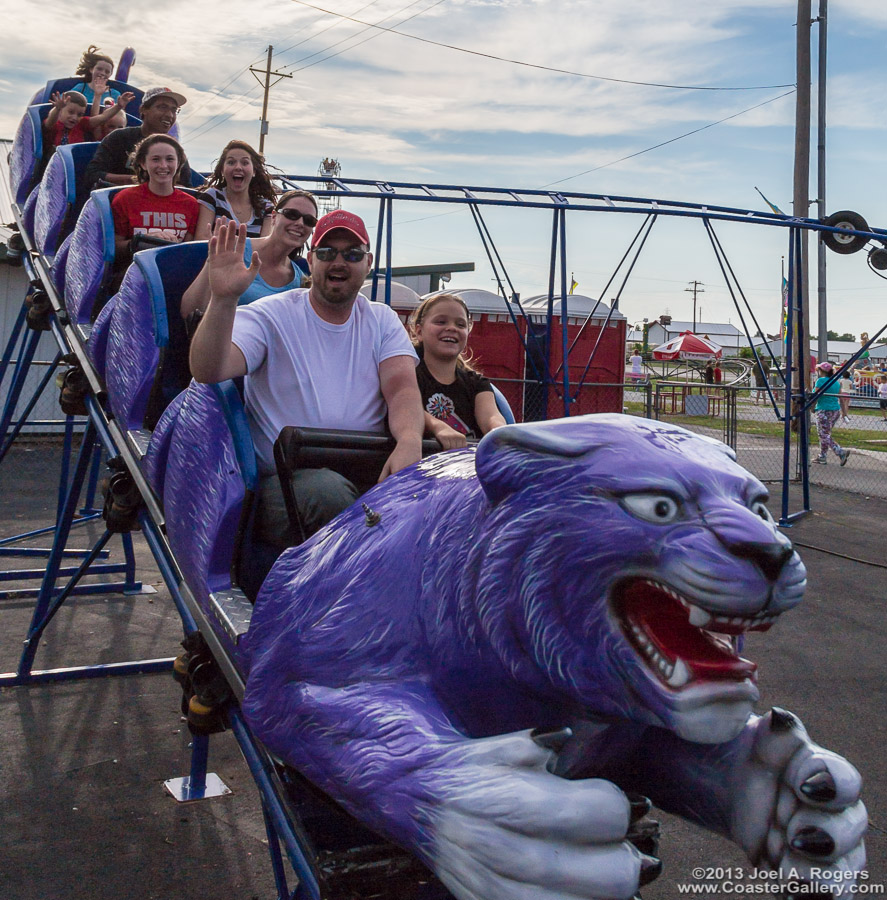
xmin=569 ymin=275 xmax=578 ymax=295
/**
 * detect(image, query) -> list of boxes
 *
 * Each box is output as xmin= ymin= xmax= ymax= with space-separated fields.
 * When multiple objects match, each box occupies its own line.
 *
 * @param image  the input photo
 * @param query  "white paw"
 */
xmin=429 ymin=730 xmax=657 ymax=900
xmin=732 ymin=709 xmax=867 ymax=896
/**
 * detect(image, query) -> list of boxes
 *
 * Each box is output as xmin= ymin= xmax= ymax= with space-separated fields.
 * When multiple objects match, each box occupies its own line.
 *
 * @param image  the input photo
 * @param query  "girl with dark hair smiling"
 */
xmin=195 ymin=140 xmax=278 ymax=239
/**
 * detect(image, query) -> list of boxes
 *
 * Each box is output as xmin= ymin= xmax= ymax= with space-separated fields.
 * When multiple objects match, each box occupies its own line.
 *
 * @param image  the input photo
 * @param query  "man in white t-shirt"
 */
xmin=190 ymin=210 xmax=424 ymax=546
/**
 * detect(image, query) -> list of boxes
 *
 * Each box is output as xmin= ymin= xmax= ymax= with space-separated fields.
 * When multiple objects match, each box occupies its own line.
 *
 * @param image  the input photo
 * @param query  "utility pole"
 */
xmin=815 ymin=0 xmax=828 ymax=364
xmin=685 ymin=281 xmax=704 ymax=332
xmin=249 ymin=46 xmax=292 ymax=154
xmin=793 ymin=1 xmax=812 ymax=387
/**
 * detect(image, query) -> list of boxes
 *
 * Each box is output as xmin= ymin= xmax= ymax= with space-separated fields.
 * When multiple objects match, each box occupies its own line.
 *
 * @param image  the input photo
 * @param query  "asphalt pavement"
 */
xmin=1 ymin=439 xmax=883 ymax=900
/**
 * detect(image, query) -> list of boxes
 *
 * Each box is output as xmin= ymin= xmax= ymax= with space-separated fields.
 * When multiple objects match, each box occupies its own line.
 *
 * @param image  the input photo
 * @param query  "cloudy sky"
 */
xmin=2 ymin=0 xmax=886 ymax=340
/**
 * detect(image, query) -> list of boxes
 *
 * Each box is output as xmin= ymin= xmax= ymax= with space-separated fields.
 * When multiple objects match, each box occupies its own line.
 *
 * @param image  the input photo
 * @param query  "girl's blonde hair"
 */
xmin=408 ymin=293 xmax=478 ymax=372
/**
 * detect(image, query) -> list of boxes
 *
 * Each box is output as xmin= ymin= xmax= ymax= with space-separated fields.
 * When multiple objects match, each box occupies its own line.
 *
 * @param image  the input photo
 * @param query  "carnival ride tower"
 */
xmin=316 ymin=158 xmax=341 ymax=215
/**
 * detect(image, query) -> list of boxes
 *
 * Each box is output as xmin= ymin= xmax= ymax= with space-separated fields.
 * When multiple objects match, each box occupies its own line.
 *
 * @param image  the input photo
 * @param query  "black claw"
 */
xmin=790 ymin=826 xmax=835 ymax=857
xmin=800 ymin=770 xmax=837 ymax=803
xmin=529 ymin=726 xmax=573 ymax=752
xmin=627 ymin=793 xmax=653 ymax=822
xmin=638 ymin=854 xmax=663 ymax=886
xmin=770 ymin=707 xmax=800 ymax=732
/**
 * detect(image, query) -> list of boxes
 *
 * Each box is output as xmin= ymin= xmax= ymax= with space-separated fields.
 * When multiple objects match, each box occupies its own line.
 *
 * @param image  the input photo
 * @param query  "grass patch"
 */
xmin=621 ymin=400 xmax=887 ymax=452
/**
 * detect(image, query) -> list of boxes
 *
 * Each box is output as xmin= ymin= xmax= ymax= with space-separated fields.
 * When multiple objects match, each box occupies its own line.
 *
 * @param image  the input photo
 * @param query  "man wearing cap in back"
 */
xmin=190 ymin=210 xmax=424 ymax=558
xmin=83 ymin=87 xmax=193 ymax=189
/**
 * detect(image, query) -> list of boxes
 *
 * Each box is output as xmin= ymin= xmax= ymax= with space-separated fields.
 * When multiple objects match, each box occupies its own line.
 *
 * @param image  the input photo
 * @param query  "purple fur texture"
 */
xmin=241 ymin=416 xmax=864 ymax=899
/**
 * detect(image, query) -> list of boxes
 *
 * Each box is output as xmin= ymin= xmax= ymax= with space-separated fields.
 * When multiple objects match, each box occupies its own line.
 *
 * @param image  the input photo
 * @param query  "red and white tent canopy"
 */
xmin=652 ymin=331 xmax=723 ymax=361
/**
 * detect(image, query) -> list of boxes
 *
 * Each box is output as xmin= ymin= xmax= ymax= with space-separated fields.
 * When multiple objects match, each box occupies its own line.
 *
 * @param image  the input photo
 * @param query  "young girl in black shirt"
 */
xmin=409 ymin=293 xmax=506 ymax=448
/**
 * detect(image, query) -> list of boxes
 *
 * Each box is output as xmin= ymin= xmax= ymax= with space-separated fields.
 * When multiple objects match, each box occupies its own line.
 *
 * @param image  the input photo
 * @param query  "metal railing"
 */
xmin=490 ymin=377 xmax=887 ymax=500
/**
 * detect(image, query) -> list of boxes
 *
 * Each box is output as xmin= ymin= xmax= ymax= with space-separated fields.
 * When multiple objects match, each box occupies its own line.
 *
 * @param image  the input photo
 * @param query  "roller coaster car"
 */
xmin=29 ymin=78 xmax=144 ymax=117
xmin=64 ymin=187 xmax=124 ymax=338
xmin=9 ymin=99 xmax=141 ymax=211
xmin=34 ymin=142 xmax=99 ymax=259
xmin=100 ymin=241 xmax=206 ymax=456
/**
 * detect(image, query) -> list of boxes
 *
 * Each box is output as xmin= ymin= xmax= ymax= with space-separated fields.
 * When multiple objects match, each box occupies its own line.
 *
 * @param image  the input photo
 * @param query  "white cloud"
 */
xmin=2 ymin=0 xmax=886 ymax=336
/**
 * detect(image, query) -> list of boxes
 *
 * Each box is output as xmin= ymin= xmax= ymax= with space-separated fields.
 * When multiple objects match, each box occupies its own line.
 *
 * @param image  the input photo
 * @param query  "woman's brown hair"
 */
xmin=75 ymin=46 xmax=114 ymax=82
xmin=130 ymin=135 xmax=186 ymax=184
xmin=201 ymin=140 xmax=277 ymax=216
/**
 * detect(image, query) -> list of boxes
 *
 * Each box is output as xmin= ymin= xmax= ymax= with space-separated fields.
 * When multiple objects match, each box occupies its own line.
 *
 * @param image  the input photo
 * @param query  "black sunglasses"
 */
xmin=311 ymin=247 xmax=369 ymax=263
xmin=277 ymin=208 xmax=318 ymax=227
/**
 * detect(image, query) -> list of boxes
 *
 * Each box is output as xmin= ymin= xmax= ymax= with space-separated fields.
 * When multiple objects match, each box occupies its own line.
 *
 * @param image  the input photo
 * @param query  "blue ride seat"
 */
xmin=163 ymin=381 xmax=258 ymax=654
xmin=9 ymin=104 xmax=49 ymax=207
xmin=20 ymin=185 xmax=40 ymax=242
xmin=31 ymin=78 xmax=143 ymax=118
xmin=51 ymin=232 xmax=73 ymax=297
xmin=85 ymin=291 xmax=119 ymax=379
xmin=142 ymin=390 xmax=188 ymax=500
xmin=63 ymin=187 xmax=121 ymax=338
xmin=103 ymin=241 xmax=208 ymax=455
xmin=491 ymin=383 xmax=516 ymax=424
xmin=34 ymin=142 xmax=98 ymax=259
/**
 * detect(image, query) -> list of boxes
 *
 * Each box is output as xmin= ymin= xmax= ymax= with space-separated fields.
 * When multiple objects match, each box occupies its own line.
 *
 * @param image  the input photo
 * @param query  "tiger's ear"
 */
xmin=475 ymin=418 xmax=602 ymax=505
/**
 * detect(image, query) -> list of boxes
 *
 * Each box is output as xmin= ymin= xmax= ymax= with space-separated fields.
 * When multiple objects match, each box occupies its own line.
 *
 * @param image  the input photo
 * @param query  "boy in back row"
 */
xmin=43 ymin=89 xmax=134 ymax=148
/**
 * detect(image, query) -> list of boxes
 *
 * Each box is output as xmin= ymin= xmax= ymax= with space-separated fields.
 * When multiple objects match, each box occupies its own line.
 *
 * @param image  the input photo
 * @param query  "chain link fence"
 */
xmin=494 ymin=377 xmax=887 ymax=500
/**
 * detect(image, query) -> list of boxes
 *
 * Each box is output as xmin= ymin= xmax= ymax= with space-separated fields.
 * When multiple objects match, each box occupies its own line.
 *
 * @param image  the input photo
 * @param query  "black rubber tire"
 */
xmin=822 ymin=210 xmax=869 ymax=255
xmin=868 ymin=245 xmax=887 ymax=270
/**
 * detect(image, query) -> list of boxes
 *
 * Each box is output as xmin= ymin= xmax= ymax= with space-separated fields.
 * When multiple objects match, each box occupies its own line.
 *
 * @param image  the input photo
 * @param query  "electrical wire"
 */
xmin=182 ymin=54 xmax=267 ymax=120
xmin=185 ymin=0 xmax=444 ymax=142
xmin=287 ymin=0 xmax=795 ymax=92
xmin=543 ymin=89 xmax=796 ymax=187
xmin=276 ymin=0 xmax=446 ymax=75
xmin=274 ymin=0 xmax=388 ymax=56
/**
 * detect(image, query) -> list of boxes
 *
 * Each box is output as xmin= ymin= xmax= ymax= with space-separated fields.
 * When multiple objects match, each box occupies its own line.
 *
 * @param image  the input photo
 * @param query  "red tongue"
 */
xmin=624 ymin=585 xmax=757 ymax=682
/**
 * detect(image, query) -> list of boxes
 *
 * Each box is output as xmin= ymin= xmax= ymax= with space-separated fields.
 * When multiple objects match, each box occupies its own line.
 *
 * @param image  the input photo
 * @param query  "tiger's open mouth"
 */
xmin=614 ymin=578 xmax=778 ymax=689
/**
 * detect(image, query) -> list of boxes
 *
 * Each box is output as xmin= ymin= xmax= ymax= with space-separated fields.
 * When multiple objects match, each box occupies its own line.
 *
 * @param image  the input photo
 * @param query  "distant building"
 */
xmin=646 ymin=319 xmax=745 ymax=351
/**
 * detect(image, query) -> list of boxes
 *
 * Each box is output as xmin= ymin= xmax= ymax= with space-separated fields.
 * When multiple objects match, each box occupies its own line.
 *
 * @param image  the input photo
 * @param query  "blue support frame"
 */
xmin=5 ymin=161 xmax=886 ymax=898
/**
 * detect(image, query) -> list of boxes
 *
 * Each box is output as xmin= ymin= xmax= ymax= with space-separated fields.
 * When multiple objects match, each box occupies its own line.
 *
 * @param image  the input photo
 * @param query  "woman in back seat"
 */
xmin=194 ymin=140 xmax=277 ymax=240
xmin=181 ymin=189 xmax=317 ymax=320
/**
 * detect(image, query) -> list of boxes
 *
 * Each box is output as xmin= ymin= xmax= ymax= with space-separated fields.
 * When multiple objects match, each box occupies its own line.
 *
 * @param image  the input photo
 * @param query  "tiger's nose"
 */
xmin=733 ymin=541 xmax=794 ymax=581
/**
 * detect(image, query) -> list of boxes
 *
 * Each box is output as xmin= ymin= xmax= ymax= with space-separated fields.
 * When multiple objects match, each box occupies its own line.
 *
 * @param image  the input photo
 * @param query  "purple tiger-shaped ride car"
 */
xmin=240 ymin=414 xmax=866 ymax=900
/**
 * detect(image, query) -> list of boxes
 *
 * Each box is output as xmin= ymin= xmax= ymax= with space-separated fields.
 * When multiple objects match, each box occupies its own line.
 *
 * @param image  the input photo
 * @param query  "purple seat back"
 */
xmin=142 ymin=389 xmax=188 ymax=499
xmin=86 ymin=293 xmax=118 ymax=378
xmin=164 ymin=383 xmax=251 ymax=607
xmin=104 ymin=264 xmax=159 ymax=431
xmin=34 ymin=142 xmax=99 ymax=258
xmin=34 ymin=151 xmax=67 ymax=257
xmin=64 ymin=188 xmax=118 ymax=325
xmin=9 ymin=105 xmax=46 ymax=205
xmin=21 ymin=186 xmax=39 ymax=239
xmin=52 ymin=232 xmax=73 ymax=296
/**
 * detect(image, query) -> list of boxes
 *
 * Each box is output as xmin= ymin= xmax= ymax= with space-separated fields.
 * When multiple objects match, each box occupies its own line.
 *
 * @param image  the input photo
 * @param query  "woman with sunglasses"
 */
xmin=182 ymin=190 xmax=318 ymax=319
xmin=194 ymin=140 xmax=278 ymax=240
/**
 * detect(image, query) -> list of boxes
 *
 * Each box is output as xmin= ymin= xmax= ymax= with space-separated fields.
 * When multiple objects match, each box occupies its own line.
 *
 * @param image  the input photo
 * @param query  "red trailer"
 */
xmin=522 ymin=294 xmax=627 ymax=419
xmin=382 ymin=285 xmax=626 ymax=422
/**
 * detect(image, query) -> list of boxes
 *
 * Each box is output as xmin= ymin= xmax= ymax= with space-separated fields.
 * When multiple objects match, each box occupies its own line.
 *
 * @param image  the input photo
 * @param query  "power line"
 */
xmin=277 ymin=0 xmax=446 ymax=75
xmin=287 ymin=0 xmax=795 ymax=92
xmin=274 ymin=0 xmax=392 ymax=58
xmin=181 ymin=51 xmax=270 ymax=120
xmin=185 ymin=0 xmax=444 ymax=143
xmin=543 ymin=89 xmax=796 ymax=187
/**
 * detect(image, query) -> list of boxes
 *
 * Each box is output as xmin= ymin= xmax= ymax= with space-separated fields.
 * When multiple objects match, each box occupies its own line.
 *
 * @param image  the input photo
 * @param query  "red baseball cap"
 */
xmin=311 ymin=210 xmax=370 ymax=249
